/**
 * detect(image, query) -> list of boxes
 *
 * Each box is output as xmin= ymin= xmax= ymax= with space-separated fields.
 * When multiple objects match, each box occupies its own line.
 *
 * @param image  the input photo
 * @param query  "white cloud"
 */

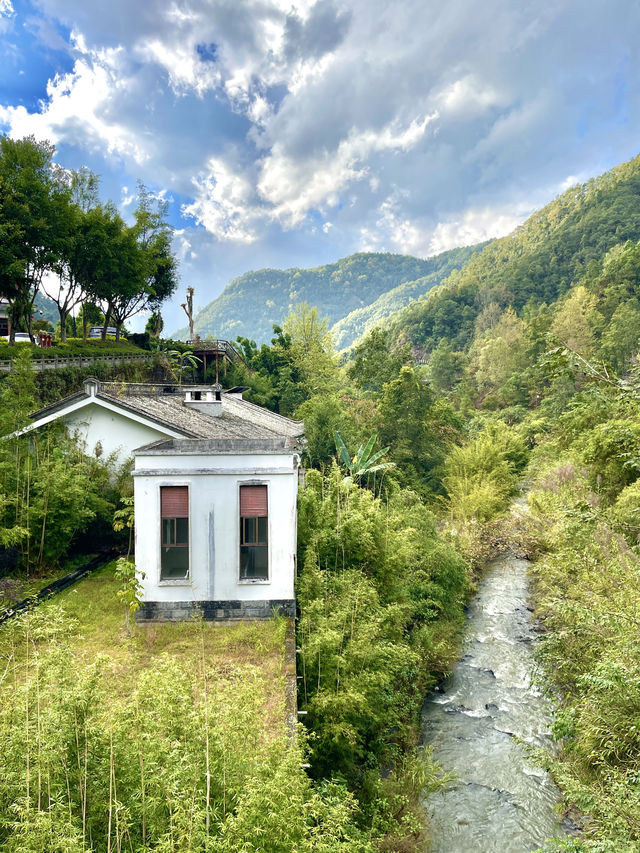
xmin=136 ymin=36 xmax=221 ymax=96
xmin=0 ymin=0 xmax=15 ymax=33
xmin=436 ymin=74 xmax=507 ymax=118
xmin=182 ymin=157 xmax=258 ymax=243
xmin=429 ymin=205 xmax=533 ymax=255
xmin=2 ymin=0 xmax=639 ymax=295
xmin=0 ymin=37 xmax=148 ymax=163
xmin=258 ymin=113 xmax=437 ymax=226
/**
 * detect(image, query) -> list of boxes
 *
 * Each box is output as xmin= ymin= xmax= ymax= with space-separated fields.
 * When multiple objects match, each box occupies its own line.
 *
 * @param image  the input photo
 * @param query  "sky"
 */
xmin=1 ymin=0 xmax=640 ymax=334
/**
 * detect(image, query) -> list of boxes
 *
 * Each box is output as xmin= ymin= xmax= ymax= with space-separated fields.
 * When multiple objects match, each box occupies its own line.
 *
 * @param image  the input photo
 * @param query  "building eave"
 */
xmin=19 ymin=394 xmax=192 ymax=441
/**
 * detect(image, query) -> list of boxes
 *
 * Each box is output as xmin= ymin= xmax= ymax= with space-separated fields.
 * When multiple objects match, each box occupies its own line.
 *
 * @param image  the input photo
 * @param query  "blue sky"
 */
xmin=1 ymin=0 xmax=640 ymax=333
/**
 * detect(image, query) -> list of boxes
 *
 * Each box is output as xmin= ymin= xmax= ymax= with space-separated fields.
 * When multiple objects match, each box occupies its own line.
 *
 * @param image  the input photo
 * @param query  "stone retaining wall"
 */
xmin=135 ymin=599 xmax=296 ymax=622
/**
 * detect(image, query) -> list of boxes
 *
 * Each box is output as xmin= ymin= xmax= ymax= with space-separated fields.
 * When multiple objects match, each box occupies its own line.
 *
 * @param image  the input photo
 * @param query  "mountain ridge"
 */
xmin=172 ymin=248 xmax=483 ymax=345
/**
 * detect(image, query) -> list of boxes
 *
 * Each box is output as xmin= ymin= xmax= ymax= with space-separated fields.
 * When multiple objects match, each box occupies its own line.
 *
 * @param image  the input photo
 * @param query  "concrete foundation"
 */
xmin=135 ymin=599 xmax=296 ymax=622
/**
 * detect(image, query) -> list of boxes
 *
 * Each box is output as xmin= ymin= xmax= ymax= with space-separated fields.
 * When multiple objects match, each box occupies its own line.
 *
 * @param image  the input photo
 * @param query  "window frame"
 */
xmin=238 ymin=483 xmax=270 ymax=583
xmin=159 ymin=485 xmax=191 ymax=584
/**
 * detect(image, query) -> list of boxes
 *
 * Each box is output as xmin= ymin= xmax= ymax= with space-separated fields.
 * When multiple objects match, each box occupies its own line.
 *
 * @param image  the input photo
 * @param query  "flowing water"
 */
xmin=421 ymin=553 xmax=566 ymax=852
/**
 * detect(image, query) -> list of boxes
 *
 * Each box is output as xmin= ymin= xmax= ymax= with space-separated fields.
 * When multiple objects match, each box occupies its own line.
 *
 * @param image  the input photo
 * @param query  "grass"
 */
xmin=49 ymin=561 xmax=289 ymax=738
xmin=0 ymin=553 xmax=103 ymax=614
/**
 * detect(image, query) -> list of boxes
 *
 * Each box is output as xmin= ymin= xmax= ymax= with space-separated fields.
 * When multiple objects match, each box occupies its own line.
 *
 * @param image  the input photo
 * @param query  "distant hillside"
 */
xmin=386 ymin=152 xmax=640 ymax=355
xmin=34 ymin=292 xmax=59 ymax=327
xmin=173 ymin=252 xmax=467 ymax=344
xmin=330 ymin=244 xmax=485 ymax=350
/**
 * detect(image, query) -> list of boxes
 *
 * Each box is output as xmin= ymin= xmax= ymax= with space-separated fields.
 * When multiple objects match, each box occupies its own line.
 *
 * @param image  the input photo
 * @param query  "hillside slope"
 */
xmin=174 ymin=250 xmax=477 ymax=344
xmin=330 ymin=243 xmax=484 ymax=350
xmin=386 ymin=153 xmax=640 ymax=354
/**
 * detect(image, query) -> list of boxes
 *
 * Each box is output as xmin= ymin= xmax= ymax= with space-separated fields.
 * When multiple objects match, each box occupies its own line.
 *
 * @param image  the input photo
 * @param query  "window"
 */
xmin=160 ymin=486 xmax=189 ymax=580
xmin=240 ymin=485 xmax=268 ymax=580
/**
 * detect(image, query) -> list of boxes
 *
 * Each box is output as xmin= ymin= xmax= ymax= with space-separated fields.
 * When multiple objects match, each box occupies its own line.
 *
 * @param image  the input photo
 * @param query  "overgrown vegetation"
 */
xmin=5 ymin=147 xmax=640 ymax=849
xmin=521 ymin=383 xmax=640 ymax=851
xmin=0 ymin=350 xmax=133 ymax=573
xmin=297 ymin=466 xmax=468 ymax=845
xmin=0 ymin=568 xmax=374 ymax=851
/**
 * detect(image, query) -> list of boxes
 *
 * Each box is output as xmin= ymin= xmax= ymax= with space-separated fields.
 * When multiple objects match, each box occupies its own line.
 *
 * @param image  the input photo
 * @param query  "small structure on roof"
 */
xmin=26 ymin=379 xmax=304 ymax=621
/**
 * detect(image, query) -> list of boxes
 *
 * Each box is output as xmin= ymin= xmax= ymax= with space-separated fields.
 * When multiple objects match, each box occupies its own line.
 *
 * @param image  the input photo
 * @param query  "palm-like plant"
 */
xmin=152 ymin=344 xmax=202 ymax=385
xmin=167 ymin=349 xmax=202 ymax=385
xmin=334 ymin=431 xmax=395 ymax=483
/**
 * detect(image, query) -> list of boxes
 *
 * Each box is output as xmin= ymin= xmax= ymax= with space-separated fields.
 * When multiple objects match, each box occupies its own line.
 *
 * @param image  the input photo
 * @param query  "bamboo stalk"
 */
xmin=35 ymin=650 xmax=41 ymax=811
xmin=25 ymin=615 xmax=30 ymax=821
xmin=135 ymin=696 xmax=146 ymax=847
xmin=83 ymin=723 xmax=88 ymax=848
xmin=107 ymin=726 xmax=114 ymax=853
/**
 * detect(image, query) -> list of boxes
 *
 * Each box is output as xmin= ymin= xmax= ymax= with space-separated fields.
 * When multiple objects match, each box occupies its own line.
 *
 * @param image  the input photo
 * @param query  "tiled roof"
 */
xmin=30 ymin=380 xmax=304 ymax=444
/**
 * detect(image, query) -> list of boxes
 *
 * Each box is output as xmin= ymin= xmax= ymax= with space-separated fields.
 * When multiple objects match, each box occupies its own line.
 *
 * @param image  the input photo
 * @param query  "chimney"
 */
xmin=83 ymin=377 xmax=101 ymax=397
xmin=183 ymin=384 xmax=223 ymax=417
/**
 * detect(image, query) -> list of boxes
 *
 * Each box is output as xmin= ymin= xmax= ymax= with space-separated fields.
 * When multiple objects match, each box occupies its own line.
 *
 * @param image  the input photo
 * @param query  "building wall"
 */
xmin=63 ymin=405 xmax=170 ymax=465
xmin=133 ymin=451 xmax=298 ymax=613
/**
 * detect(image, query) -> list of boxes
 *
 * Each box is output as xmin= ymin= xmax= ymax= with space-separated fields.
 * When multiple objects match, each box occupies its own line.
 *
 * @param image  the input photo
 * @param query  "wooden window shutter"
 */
xmin=161 ymin=486 xmax=189 ymax=518
xmin=240 ymin=485 xmax=268 ymax=517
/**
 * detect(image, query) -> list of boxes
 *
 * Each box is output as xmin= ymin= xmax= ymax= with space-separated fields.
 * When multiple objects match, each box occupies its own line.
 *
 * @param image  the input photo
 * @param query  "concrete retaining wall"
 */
xmin=0 ymin=354 xmax=152 ymax=373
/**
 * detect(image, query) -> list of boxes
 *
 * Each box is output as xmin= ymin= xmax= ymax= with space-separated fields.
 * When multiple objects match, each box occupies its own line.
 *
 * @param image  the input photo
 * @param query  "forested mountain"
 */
xmin=33 ymin=292 xmax=58 ymax=327
xmin=174 ymin=248 xmax=479 ymax=344
xmin=330 ymin=243 xmax=484 ymax=350
xmin=386 ymin=153 xmax=640 ymax=356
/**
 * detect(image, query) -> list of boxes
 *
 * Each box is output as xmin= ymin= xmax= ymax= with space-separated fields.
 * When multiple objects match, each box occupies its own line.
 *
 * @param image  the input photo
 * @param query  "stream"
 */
xmin=420 ymin=552 xmax=566 ymax=852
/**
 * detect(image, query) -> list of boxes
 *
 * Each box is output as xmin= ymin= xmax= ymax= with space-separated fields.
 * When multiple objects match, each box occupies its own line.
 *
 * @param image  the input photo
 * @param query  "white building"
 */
xmin=26 ymin=378 xmax=304 ymax=620
xmin=0 ymin=300 xmax=10 ymax=337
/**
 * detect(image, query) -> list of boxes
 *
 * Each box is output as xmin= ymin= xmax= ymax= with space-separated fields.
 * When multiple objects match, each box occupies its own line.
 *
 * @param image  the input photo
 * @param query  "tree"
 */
xmin=127 ymin=182 xmax=178 ymax=339
xmin=599 ymin=299 xmax=640 ymax=372
xmin=0 ymin=136 xmax=67 ymax=342
xmin=282 ymin=303 xmax=338 ymax=399
xmin=347 ymin=327 xmax=410 ymax=392
xmin=428 ymin=339 xmax=466 ymax=394
xmin=145 ymin=309 xmax=164 ymax=338
xmin=550 ymin=285 xmax=601 ymax=356
xmin=334 ymin=431 xmax=394 ymax=484
xmin=77 ymin=203 xmax=137 ymax=339
xmin=77 ymin=184 xmax=178 ymax=342
xmin=378 ymin=366 xmax=448 ymax=490
xmin=468 ymin=307 xmax=528 ymax=400
xmin=41 ymin=168 xmax=101 ymax=341
xmin=41 ymin=199 xmax=85 ymax=341
xmin=163 ymin=348 xmax=202 ymax=385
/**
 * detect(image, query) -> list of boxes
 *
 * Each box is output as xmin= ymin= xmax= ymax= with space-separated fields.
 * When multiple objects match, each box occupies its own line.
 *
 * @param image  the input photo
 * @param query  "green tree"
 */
xmin=0 ymin=136 xmax=68 ymax=342
xmin=346 ymin=328 xmax=410 ymax=392
xmin=378 ymin=366 xmax=456 ymax=491
xmin=428 ymin=338 xmax=466 ymax=394
xmin=282 ymin=303 xmax=338 ymax=399
xmin=296 ymin=394 xmax=352 ymax=469
xmin=334 ymin=431 xmax=395 ymax=485
xmin=599 ymin=299 xmax=640 ymax=372
xmin=549 ymin=285 xmax=601 ymax=356
xmin=40 ymin=167 xmax=102 ymax=341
